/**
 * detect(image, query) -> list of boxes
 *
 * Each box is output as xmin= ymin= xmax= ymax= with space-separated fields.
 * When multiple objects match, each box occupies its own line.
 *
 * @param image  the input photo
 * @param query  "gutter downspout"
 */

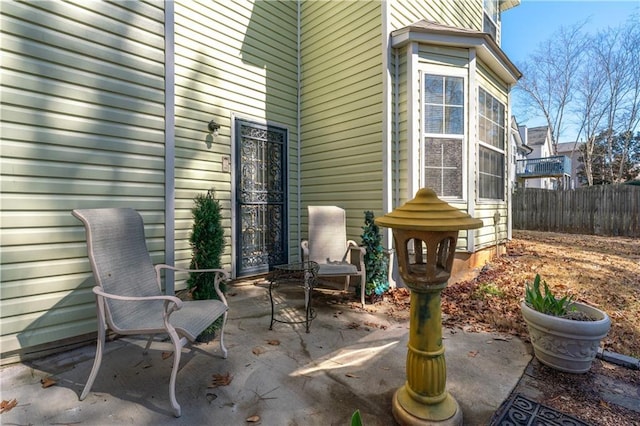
xmin=466 ymin=48 xmax=477 ymax=254
xmin=164 ymin=0 xmax=176 ymax=294
xmin=296 ymin=0 xmax=302 ymax=259
xmin=394 ymin=50 xmax=400 ymax=209
xmin=507 ymin=83 xmax=514 ymax=241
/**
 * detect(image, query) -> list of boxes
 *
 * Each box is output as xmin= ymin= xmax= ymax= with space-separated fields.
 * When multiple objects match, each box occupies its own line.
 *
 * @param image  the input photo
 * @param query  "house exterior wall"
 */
xmin=390 ymin=0 xmax=481 ymax=31
xmin=0 ymin=0 xmax=519 ymax=361
xmin=172 ymin=0 xmax=299 ymax=285
xmin=1 ymin=1 xmax=167 ymax=358
xmin=299 ymin=0 xmax=384 ymax=239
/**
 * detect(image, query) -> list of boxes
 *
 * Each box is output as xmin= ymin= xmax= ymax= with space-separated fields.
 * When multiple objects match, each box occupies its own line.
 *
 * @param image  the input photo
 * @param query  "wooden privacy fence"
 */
xmin=512 ymin=185 xmax=640 ymax=237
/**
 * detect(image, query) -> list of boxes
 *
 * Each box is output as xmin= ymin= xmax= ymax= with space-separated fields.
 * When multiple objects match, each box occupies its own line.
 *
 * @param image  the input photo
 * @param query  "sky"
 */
xmin=500 ymin=0 xmax=640 ymax=139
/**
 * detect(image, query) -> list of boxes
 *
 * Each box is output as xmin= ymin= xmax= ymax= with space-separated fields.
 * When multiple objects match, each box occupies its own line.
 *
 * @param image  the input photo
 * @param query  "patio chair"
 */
xmin=72 ymin=208 xmax=229 ymax=417
xmin=301 ymin=206 xmax=367 ymax=307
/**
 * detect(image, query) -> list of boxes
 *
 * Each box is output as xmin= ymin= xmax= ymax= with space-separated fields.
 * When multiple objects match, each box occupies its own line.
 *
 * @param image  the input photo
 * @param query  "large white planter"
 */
xmin=521 ymin=301 xmax=611 ymax=373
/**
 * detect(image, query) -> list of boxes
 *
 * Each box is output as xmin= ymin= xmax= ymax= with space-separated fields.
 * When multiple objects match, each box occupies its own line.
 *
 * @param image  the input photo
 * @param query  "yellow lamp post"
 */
xmin=375 ymin=188 xmax=483 ymax=425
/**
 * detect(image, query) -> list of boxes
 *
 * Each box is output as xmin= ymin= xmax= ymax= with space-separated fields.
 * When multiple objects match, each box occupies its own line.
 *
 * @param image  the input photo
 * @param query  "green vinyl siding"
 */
xmin=1 ymin=1 xmax=166 ymax=358
xmin=395 ymin=47 xmax=410 ymax=208
xmin=477 ymin=62 xmax=509 ymax=104
xmin=390 ymin=0 xmax=481 ymax=32
xmin=300 ymin=0 xmax=384 ymax=239
xmin=173 ymin=0 xmax=299 ymax=279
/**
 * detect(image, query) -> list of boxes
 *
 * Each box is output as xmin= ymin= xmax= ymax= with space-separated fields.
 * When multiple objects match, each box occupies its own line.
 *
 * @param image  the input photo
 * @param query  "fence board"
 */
xmin=513 ymin=185 xmax=640 ymax=237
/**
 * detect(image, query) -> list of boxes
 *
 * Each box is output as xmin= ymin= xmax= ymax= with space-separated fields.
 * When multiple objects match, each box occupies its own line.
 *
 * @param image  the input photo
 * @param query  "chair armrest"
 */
xmin=155 ymin=265 xmax=229 ymax=306
xmin=346 ymin=241 xmax=366 ymax=271
xmin=92 ymin=286 xmax=184 ymax=313
xmin=301 ymin=240 xmax=310 ymax=262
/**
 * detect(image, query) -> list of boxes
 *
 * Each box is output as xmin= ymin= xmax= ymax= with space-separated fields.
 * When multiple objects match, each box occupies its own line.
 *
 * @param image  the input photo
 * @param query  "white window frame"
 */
xmin=420 ymin=66 xmax=468 ymax=201
xmin=477 ymin=86 xmax=506 ymax=201
xmin=483 ymin=0 xmax=500 ymax=40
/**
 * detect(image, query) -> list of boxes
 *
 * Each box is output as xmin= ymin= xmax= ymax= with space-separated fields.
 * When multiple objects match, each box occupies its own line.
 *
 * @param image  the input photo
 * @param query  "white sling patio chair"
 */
xmin=72 ymin=208 xmax=229 ymax=417
xmin=301 ymin=206 xmax=367 ymax=307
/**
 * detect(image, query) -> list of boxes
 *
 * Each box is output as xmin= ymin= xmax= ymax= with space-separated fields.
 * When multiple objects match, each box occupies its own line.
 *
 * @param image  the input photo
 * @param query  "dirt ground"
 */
xmin=380 ymin=230 xmax=640 ymax=426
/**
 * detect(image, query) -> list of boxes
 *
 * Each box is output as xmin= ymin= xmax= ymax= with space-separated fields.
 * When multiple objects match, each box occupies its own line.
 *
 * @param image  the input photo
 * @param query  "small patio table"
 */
xmin=268 ymin=261 xmax=319 ymax=333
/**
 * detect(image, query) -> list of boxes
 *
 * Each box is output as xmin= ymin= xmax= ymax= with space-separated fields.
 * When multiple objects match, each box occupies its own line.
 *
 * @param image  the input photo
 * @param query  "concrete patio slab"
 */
xmin=0 ymin=279 xmax=531 ymax=425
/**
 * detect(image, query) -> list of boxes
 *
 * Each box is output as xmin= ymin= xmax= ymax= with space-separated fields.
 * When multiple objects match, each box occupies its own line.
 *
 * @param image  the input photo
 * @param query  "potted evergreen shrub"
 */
xmin=360 ymin=211 xmax=389 ymax=302
xmin=187 ymin=189 xmax=226 ymax=342
xmin=521 ymin=274 xmax=611 ymax=373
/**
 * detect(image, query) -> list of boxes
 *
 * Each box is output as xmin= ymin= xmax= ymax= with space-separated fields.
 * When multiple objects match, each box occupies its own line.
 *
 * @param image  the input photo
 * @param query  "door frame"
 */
xmin=230 ymin=114 xmax=290 ymax=279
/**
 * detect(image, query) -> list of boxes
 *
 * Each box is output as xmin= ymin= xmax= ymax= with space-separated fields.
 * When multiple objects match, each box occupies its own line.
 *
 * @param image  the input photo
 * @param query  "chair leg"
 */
xmin=143 ymin=335 xmax=154 ymax=354
xmin=219 ymin=311 xmax=228 ymax=359
xmin=80 ymin=319 xmax=106 ymax=401
xmin=360 ymin=274 xmax=366 ymax=308
xmin=167 ymin=328 xmax=182 ymax=418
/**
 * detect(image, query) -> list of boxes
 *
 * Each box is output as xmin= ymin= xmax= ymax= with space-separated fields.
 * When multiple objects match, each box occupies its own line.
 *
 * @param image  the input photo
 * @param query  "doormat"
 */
xmin=489 ymin=393 xmax=590 ymax=426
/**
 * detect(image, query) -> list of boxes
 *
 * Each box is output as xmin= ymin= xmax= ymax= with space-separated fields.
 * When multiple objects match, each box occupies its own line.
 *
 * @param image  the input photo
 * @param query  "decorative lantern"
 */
xmin=375 ymin=188 xmax=483 ymax=425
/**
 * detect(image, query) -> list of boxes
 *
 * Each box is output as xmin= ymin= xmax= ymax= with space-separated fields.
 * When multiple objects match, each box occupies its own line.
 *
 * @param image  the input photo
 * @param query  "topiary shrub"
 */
xmin=187 ymin=189 xmax=226 ymax=338
xmin=360 ymin=211 xmax=389 ymax=297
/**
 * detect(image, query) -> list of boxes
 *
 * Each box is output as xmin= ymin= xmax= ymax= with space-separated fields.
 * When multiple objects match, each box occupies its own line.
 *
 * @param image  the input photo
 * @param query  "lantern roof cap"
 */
xmin=375 ymin=188 xmax=484 ymax=231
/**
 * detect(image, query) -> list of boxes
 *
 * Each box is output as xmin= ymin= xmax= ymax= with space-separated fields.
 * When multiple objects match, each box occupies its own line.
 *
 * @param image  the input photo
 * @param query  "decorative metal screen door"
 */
xmin=235 ymin=119 xmax=288 ymax=277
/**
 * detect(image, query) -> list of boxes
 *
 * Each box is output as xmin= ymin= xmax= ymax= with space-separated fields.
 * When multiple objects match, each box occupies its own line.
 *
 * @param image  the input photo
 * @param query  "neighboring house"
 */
xmin=519 ymin=125 xmax=554 ymax=189
xmin=515 ymin=125 xmax=571 ymax=190
xmin=556 ymin=141 xmax=584 ymax=188
xmin=0 ymin=0 xmax=521 ymax=362
xmin=509 ymin=116 xmax=532 ymax=191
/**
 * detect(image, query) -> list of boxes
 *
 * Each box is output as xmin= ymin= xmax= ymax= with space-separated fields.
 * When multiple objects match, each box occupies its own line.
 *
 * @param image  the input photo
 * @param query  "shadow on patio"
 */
xmin=1 ymin=278 xmax=531 ymax=425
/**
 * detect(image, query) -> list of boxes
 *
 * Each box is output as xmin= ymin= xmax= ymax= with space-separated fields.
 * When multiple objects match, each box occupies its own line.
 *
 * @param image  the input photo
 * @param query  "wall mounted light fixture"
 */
xmin=208 ymin=120 xmax=220 ymax=137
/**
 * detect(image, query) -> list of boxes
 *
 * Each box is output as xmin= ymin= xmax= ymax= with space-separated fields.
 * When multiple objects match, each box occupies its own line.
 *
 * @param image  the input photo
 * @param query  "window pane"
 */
xmin=478 ymin=88 xmax=505 ymax=149
xmin=425 ymin=76 xmax=443 ymax=104
xmin=445 ymin=77 xmax=463 ymax=105
xmin=425 ymin=105 xmax=443 ymax=133
xmin=478 ymin=146 xmax=504 ymax=199
xmin=424 ymin=137 xmax=462 ymax=198
xmin=445 ymin=106 xmax=463 ymax=134
xmin=424 ymin=74 xmax=464 ymax=136
xmin=442 ymin=169 xmax=462 ymax=197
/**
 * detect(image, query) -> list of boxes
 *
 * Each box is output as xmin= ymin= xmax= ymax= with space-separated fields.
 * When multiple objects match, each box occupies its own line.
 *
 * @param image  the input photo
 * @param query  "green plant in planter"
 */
xmin=360 ymin=211 xmax=389 ymax=297
xmin=187 ymin=189 xmax=226 ymax=338
xmin=524 ymin=274 xmax=574 ymax=316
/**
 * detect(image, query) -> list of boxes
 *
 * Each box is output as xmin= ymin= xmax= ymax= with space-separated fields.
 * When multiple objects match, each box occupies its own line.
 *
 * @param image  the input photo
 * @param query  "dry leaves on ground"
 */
xmin=383 ymin=230 xmax=640 ymax=426
xmin=435 ymin=230 xmax=640 ymax=358
xmin=209 ymin=372 xmax=233 ymax=388
xmin=40 ymin=377 xmax=56 ymax=388
xmin=1 ymin=399 xmax=18 ymax=414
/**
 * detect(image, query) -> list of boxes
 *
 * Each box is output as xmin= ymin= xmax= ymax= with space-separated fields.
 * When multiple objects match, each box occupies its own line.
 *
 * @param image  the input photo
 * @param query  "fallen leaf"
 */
xmin=209 ymin=372 xmax=233 ymax=388
xmin=266 ymin=339 xmax=280 ymax=346
xmin=246 ymin=414 xmax=260 ymax=422
xmin=345 ymin=373 xmax=359 ymax=378
xmin=252 ymin=346 xmax=266 ymax=356
xmin=206 ymin=393 xmax=217 ymax=403
xmin=40 ymin=377 xmax=56 ymax=388
xmin=1 ymin=399 xmax=18 ymax=414
xmin=468 ymin=351 xmax=479 ymax=357
xmin=161 ymin=351 xmax=173 ymax=360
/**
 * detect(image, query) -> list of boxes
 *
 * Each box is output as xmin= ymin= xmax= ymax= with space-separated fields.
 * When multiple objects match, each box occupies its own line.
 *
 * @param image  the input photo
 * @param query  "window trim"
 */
xmin=420 ymin=66 xmax=468 ymax=202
